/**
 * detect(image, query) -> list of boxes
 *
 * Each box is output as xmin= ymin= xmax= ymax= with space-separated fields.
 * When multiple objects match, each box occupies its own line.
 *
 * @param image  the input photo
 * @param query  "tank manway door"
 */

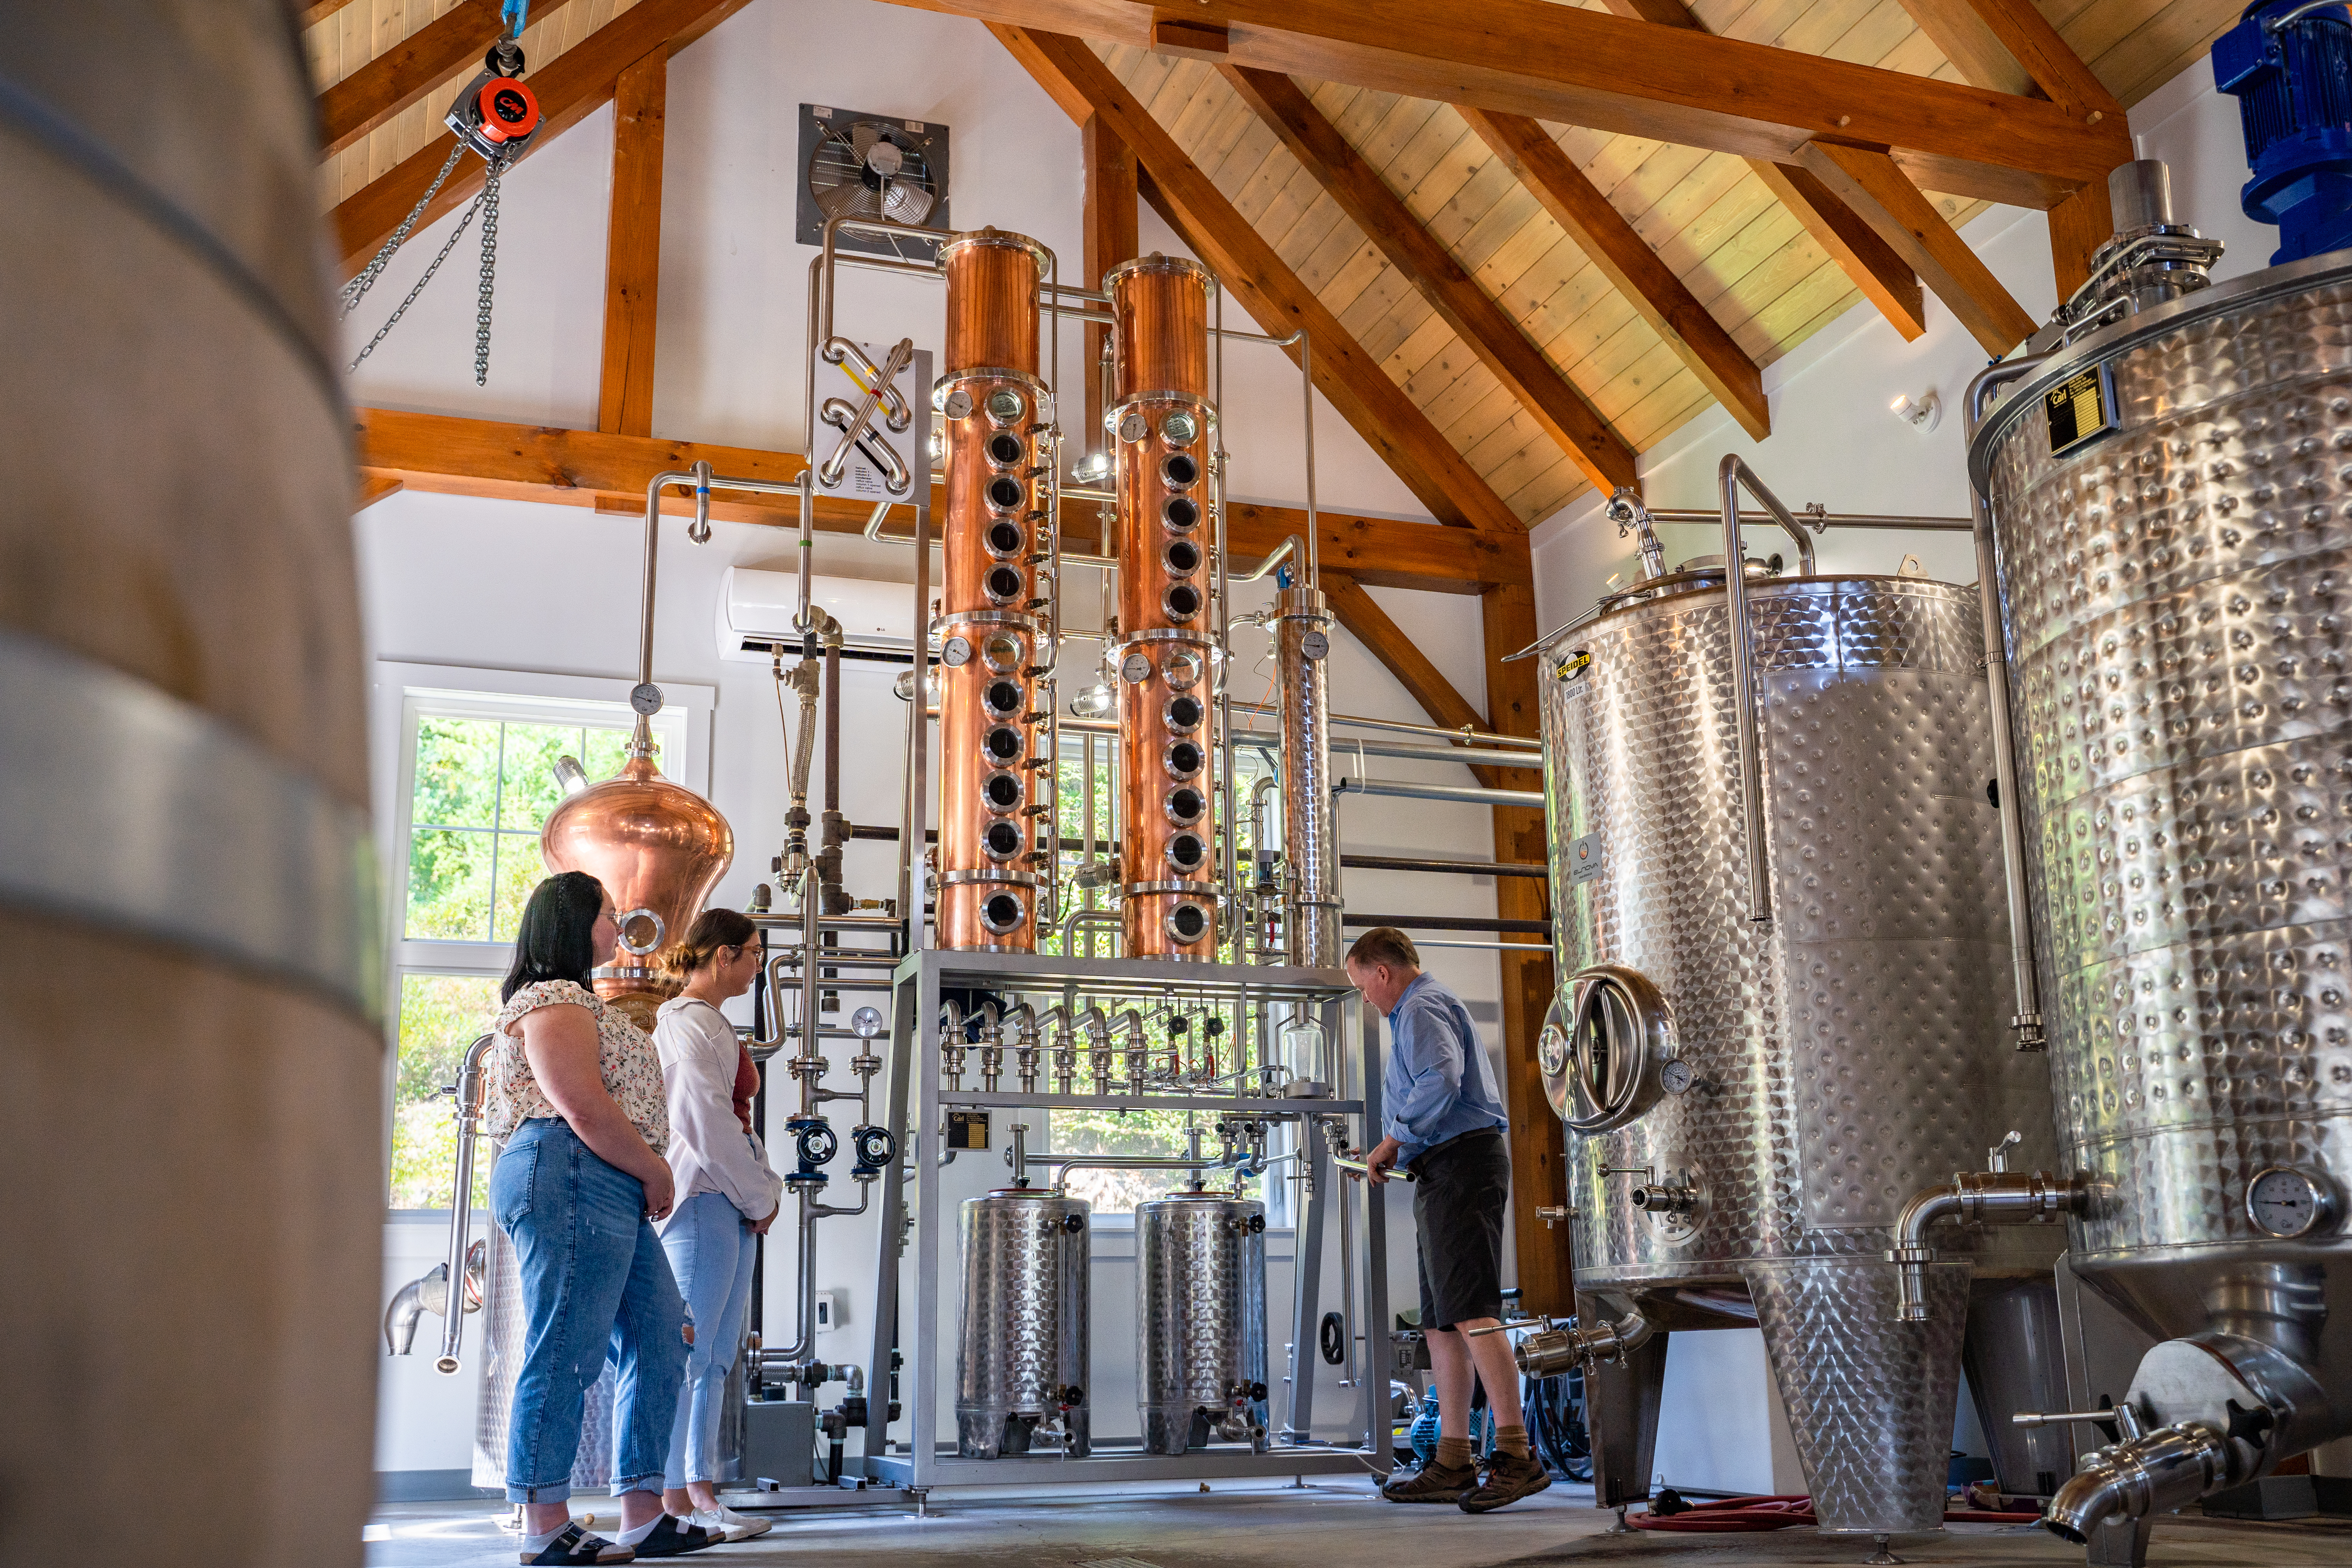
xmin=1544 ymin=965 xmax=1682 ymax=1133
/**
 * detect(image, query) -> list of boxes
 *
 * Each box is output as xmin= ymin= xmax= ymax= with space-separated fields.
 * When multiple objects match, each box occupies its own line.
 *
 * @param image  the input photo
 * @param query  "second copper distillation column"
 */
xmin=1107 ymin=255 xmax=1217 ymax=959
xmin=936 ymin=229 xmax=1051 ymax=951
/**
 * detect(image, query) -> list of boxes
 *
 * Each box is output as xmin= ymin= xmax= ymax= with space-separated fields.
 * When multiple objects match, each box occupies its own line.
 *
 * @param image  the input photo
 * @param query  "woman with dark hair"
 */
xmin=652 ymin=908 xmax=783 ymax=1542
xmin=485 ymin=870 xmax=717 ymax=1563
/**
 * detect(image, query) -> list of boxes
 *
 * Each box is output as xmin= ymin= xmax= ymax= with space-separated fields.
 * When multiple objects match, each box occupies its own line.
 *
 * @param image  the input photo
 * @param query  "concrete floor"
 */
xmin=365 ymin=1480 xmax=2352 ymax=1568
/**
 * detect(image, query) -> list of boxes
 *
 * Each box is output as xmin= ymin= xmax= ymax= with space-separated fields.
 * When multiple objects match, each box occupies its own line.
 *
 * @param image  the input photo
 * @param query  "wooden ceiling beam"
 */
xmin=351 ymin=408 xmax=1525 ymax=593
xmin=1798 ymin=141 xmax=2037 ymax=355
xmin=1459 ymin=107 xmax=1768 ymax=441
xmin=1081 ymin=113 xmax=1139 ymax=463
xmin=316 ymin=0 xmax=583 ymax=159
xmin=1223 ymin=68 xmax=1640 ymax=491
xmin=996 ymin=25 xmax=1531 ymax=534
xmin=303 ymin=0 xmax=362 ymax=27
xmin=884 ymin=0 xmax=2131 ymax=206
xmin=2046 ymin=175 xmax=2116 ymax=302
xmin=328 ymin=0 xmax=751 ymax=277
xmin=597 ymin=46 xmax=669 ymax=438
xmin=1587 ymin=0 xmax=1925 ymax=342
xmin=1897 ymin=0 xmax=2123 ymax=116
xmin=354 ymin=475 xmax=405 ymax=512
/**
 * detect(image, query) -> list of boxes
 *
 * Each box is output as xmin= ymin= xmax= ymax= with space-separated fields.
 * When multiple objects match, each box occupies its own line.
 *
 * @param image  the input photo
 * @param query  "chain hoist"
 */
xmin=343 ymin=1 xmax=542 ymax=384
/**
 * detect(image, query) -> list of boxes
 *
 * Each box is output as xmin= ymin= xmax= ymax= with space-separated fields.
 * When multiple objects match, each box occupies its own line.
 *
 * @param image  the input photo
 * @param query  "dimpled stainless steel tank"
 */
xmin=1532 ymin=564 xmax=2064 ymax=1535
xmin=1136 ymin=1191 xmax=1270 ymax=1454
xmin=956 ymin=1189 xmax=1091 ymax=1458
xmin=1971 ymin=250 xmax=2352 ymax=1544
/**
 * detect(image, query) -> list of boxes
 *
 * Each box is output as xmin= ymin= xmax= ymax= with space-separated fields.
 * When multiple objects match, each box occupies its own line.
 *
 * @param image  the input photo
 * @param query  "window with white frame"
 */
xmin=385 ymin=682 xmax=692 ymax=1211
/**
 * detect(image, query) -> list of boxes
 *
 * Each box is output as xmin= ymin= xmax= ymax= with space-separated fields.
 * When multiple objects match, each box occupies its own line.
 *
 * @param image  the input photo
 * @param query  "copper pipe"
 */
xmin=1107 ymin=255 xmax=1218 ymax=960
xmin=937 ymin=229 xmax=1049 ymax=951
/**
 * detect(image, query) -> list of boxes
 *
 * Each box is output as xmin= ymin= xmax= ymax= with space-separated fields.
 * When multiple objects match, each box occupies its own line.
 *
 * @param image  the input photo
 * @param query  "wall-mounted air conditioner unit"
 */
xmin=717 ymin=567 xmax=920 ymax=664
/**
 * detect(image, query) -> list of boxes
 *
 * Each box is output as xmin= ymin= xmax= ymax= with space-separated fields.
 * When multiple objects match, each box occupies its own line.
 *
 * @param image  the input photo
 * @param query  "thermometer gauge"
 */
xmin=2247 ymin=1166 xmax=2339 ymax=1239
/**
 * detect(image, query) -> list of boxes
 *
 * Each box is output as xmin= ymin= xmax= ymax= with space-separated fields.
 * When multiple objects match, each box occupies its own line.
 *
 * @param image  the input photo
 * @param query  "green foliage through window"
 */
xmin=388 ymin=972 xmax=504 ymax=1209
xmin=405 ymin=715 xmax=637 ymax=944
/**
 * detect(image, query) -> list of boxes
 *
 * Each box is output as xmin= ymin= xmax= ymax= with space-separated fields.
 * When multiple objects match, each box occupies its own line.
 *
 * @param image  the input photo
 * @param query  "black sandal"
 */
xmin=628 ymin=1515 xmax=719 ymax=1557
xmin=521 ymin=1521 xmax=636 ymax=1564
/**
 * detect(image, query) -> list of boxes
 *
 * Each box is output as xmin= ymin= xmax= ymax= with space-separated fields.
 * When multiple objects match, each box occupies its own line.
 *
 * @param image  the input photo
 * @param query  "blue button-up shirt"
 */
xmin=1381 ymin=973 xmax=1508 ymax=1169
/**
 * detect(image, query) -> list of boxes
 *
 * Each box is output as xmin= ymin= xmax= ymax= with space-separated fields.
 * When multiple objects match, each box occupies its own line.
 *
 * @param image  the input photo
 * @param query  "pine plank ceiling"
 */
xmin=305 ymin=0 xmax=2241 ymax=525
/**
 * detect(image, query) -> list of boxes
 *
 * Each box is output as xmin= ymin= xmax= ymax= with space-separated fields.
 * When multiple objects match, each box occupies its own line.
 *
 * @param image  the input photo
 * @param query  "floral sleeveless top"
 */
xmin=485 ymin=979 xmax=669 ymax=1153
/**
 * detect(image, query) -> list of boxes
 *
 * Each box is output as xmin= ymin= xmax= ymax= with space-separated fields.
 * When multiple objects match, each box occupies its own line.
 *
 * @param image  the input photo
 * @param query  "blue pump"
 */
xmin=2212 ymin=0 xmax=2352 ymax=263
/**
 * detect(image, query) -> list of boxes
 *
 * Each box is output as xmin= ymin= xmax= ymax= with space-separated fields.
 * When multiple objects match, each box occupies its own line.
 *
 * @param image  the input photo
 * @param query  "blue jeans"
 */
xmin=660 ymin=1191 xmax=758 ymax=1487
xmin=492 ymin=1119 xmax=688 ymax=1503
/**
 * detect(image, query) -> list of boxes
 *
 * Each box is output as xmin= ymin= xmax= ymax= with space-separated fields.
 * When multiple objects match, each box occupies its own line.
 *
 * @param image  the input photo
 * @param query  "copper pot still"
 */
xmin=540 ymin=750 xmax=735 ymax=1030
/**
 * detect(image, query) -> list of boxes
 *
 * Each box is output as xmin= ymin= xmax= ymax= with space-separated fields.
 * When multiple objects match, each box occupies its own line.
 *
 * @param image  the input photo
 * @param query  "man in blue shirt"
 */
xmin=1345 ymin=927 xmax=1547 ymax=1513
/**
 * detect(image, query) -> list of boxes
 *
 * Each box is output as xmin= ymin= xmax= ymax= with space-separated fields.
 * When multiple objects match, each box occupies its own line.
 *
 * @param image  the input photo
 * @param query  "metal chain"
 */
xmin=474 ymin=157 xmax=504 ymax=385
xmin=339 ymin=141 xmax=468 ymax=316
xmin=345 ymin=186 xmax=488 ymax=373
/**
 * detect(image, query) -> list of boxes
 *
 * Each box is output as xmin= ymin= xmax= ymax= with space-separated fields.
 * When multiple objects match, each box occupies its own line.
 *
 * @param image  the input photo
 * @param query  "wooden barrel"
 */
xmin=0 ymin=6 xmax=378 ymax=1564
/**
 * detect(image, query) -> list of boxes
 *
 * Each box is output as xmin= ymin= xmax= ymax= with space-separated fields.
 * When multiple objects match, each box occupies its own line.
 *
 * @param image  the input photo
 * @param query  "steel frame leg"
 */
xmin=1579 ymin=1291 xmax=1666 ymax=1510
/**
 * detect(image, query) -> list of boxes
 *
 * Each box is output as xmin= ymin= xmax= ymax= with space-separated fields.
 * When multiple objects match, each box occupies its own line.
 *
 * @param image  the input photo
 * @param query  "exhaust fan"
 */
xmin=795 ymin=105 xmax=949 ymax=261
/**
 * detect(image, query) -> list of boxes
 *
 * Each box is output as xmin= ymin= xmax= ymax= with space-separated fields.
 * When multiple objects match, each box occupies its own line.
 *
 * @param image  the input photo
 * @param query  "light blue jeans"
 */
xmin=491 ymin=1119 xmax=688 ymax=1503
xmin=659 ymin=1191 xmax=758 ymax=1488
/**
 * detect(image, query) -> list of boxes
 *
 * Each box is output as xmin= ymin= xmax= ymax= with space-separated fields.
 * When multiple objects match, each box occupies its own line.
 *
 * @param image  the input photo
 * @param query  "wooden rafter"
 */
xmin=1081 ymin=113 xmax=1139 ymax=462
xmin=1587 ymin=0 xmax=1926 ymax=342
xmin=2047 ymin=176 xmax=2117 ymax=301
xmin=328 ymin=0 xmax=751 ymax=276
xmin=598 ymin=46 xmax=669 ymax=438
xmin=1900 ymin=0 xmax=2124 ymax=114
xmin=1221 ymin=68 xmax=1639 ymax=493
xmin=316 ymin=0 xmax=581 ymax=159
xmin=352 ymin=408 xmax=1526 ymax=594
xmin=303 ymin=0 xmax=361 ymax=27
xmin=886 ymin=0 xmax=2132 ymax=207
xmin=354 ymin=475 xmax=405 ymax=512
xmin=997 ymin=25 xmax=1532 ymax=534
xmin=1458 ymin=108 xmax=1769 ymax=442
xmin=1798 ymin=142 xmax=2037 ymax=354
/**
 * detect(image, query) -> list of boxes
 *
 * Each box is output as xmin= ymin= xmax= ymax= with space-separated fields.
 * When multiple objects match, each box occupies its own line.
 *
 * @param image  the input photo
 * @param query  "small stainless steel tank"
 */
xmin=1136 ymin=1190 xmax=1269 ymax=1453
xmin=956 ymin=1188 xmax=1091 ymax=1458
xmin=1534 ymin=565 xmax=2063 ymax=1534
xmin=1972 ymin=249 xmax=2352 ymax=1538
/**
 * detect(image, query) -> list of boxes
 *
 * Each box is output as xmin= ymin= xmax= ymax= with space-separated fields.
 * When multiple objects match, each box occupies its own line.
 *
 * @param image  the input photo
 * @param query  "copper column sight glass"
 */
xmin=1106 ymin=254 xmax=1217 ymax=960
xmin=540 ymin=749 xmax=734 ymax=1031
xmin=935 ymin=229 xmax=1051 ymax=952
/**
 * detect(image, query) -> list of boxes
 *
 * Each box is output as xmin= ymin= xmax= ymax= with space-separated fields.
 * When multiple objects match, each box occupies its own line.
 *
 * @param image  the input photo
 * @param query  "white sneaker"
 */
xmin=690 ymin=1505 xmax=773 ymax=1542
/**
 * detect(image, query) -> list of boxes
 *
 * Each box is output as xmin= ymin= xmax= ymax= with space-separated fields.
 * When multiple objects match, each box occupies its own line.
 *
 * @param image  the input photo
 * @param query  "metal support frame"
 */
xmin=862 ymin=948 xmax=1388 ymax=1488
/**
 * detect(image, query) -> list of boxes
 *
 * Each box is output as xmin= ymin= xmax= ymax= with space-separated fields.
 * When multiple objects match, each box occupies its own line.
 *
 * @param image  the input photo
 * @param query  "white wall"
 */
xmin=1534 ymin=60 xmax=2262 ymax=1496
xmin=349 ymin=0 xmax=1511 ymax=1481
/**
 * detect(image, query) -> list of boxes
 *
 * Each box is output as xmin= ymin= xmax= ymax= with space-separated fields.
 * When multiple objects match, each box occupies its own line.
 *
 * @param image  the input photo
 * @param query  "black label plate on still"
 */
xmin=946 ymin=1110 xmax=990 ymax=1150
xmin=2045 ymin=362 xmax=2121 ymax=459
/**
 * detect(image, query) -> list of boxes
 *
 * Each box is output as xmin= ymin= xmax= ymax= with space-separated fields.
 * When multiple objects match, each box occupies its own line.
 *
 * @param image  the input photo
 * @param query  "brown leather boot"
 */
xmin=1457 ymin=1449 xmax=1553 ymax=1513
xmin=1380 ymin=1458 xmax=1479 ymax=1503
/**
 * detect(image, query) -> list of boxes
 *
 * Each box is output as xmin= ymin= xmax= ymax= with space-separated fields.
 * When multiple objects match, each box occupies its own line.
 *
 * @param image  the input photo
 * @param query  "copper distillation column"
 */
xmin=1107 ymin=255 xmax=1217 ymax=959
xmin=935 ymin=229 xmax=1053 ymax=951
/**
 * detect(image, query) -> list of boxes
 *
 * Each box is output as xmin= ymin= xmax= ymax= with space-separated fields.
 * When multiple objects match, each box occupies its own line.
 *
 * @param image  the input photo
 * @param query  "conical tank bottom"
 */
xmin=1743 ymin=1258 xmax=1970 ymax=1535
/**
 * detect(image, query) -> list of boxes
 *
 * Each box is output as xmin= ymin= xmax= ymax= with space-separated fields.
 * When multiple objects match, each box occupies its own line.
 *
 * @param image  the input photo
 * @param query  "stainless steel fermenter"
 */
xmin=1971 ymin=246 xmax=2352 ymax=1545
xmin=1528 ymin=559 xmax=2065 ymax=1535
xmin=956 ymin=1188 xmax=1091 ymax=1458
xmin=1136 ymin=1190 xmax=1269 ymax=1454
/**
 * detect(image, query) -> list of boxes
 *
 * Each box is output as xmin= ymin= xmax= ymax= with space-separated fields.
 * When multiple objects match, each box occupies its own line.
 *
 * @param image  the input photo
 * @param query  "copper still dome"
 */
xmin=540 ymin=748 xmax=734 ymax=1031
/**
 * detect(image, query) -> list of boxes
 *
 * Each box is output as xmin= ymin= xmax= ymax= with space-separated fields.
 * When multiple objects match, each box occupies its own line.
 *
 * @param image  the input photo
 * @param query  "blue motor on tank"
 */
xmin=2212 ymin=0 xmax=2352 ymax=263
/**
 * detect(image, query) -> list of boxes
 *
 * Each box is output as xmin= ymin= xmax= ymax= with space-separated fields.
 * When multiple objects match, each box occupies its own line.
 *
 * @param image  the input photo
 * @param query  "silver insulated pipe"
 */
xmin=1272 ymin=562 xmax=1339 ymax=966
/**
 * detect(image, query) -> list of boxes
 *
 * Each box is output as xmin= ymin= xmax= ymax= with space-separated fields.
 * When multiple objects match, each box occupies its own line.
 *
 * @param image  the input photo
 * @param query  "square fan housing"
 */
xmin=795 ymin=104 xmax=951 ymax=260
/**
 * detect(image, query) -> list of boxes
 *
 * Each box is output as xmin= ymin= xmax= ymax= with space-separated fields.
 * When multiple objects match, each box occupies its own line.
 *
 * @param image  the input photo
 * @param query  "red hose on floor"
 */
xmin=1626 ymin=1497 xmax=2044 ymax=1532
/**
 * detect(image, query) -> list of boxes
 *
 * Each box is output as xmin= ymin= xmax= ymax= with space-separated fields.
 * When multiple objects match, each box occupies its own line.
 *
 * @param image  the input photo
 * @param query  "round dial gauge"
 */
xmin=1300 ymin=629 xmax=1331 ymax=661
xmin=1119 ymin=651 xmax=1153 ymax=684
xmin=2248 ymin=1167 xmax=2337 ymax=1238
xmin=629 ymin=682 xmax=664 ymax=715
xmin=940 ymin=635 xmax=973 ymax=668
xmin=1660 ymin=1059 xmax=1695 ymax=1094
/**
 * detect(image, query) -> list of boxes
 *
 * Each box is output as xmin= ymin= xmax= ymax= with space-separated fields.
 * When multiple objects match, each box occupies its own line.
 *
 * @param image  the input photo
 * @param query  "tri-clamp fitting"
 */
xmin=1510 ymin=1310 xmax=1654 ymax=1375
xmin=1886 ymin=1139 xmax=2090 ymax=1321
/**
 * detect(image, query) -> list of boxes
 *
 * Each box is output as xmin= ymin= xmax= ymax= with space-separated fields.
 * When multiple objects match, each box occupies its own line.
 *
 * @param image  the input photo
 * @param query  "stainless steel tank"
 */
xmin=1970 ymin=248 xmax=2352 ymax=1542
xmin=956 ymin=1189 xmax=1091 ymax=1458
xmin=1136 ymin=1190 xmax=1269 ymax=1453
xmin=1531 ymin=565 xmax=2062 ymax=1534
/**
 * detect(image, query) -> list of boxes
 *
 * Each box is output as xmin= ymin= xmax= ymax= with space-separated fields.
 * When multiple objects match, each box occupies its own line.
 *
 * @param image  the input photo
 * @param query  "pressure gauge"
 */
xmin=1300 ymin=629 xmax=1331 ymax=661
xmin=943 ymin=388 xmax=974 ymax=420
xmin=630 ymin=682 xmax=664 ymax=715
xmin=1660 ymin=1059 xmax=1695 ymax=1095
xmin=1119 ymin=412 xmax=1151 ymax=443
xmin=1120 ymin=651 xmax=1153 ymax=684
xmin=940 ymin=635 xmax=973 ymax=668
xmin=2247 ymin=1167 xmax=2340 ymax=1238
xmin=851 ymin=1005 xmax=885 ymax=1040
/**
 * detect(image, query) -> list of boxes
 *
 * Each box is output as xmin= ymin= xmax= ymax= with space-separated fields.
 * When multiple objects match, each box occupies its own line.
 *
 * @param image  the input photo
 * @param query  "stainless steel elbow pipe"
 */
xmin=384 ymin=1268 xmax=436 ymax=1356
xmin=1885 ymin=1167 xmax=2089 ymax=1321
xmin=1510 ymin=1309 xmax=1653 ymax=1376
xmin=2044 ymin=1421 xmax=2232 ymax=1544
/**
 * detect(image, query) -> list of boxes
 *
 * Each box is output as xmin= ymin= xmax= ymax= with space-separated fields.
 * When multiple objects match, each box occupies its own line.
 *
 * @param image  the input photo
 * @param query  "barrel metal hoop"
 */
xmin=0 ymin=630 xmax=380 ymax=1018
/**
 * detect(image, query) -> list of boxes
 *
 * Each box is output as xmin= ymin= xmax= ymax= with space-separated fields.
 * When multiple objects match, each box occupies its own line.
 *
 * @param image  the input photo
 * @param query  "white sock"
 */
xmin=521 ymin=1523 xmax=572 ymax=1551
xmin=617 ymin=1517 xmax=664 ymax=1545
